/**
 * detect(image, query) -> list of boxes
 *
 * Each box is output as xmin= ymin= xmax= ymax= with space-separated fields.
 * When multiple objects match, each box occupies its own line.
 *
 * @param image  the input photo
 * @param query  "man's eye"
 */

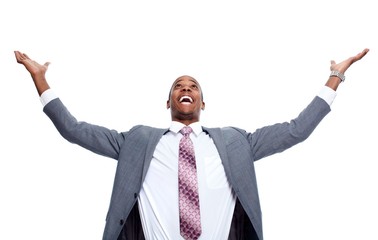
xmin=191 ymin=85 xmax=198 ymax=89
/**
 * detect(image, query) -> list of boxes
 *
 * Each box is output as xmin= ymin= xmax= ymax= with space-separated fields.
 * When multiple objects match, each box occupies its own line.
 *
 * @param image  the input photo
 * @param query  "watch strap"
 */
xmin=330 ymin=70 xmax=345 ymax=82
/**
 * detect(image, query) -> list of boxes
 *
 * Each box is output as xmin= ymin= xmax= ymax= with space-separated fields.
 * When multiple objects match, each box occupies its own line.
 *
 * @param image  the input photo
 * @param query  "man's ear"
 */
xmin=166 ymin=100 xmax=170 ymax=109
xmin=201 ymin=102 xmax=205 ymax=110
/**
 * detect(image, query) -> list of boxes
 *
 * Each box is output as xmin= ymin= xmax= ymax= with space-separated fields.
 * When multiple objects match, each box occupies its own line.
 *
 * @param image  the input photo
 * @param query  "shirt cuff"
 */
xmin=40 ymin=89 xmax=58 ymax=107
xmin=317 ymin=86 xmax=337 ymax=106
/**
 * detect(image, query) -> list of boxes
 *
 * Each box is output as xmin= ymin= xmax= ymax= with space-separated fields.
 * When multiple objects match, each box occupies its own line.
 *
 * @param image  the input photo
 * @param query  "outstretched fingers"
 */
xmin=351 ymin=48 xmax=369 ymax=63
xmin=14 ymin=51 xmax=29 ymax=64
xmin=330 ymin=48 xmax=369 ymax=73
xmin=14 ymin=51 xmax=50 ymax=77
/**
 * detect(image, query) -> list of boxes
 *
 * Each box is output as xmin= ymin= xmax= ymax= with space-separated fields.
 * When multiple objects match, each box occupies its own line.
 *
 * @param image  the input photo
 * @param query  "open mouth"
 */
xmin=179 ymin=96 xmax=193 ymax=104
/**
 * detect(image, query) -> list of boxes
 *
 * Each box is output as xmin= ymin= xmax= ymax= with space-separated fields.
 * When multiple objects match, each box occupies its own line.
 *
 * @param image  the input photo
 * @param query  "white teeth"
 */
xmin=179 ymin=96 xmax=193 ymax=103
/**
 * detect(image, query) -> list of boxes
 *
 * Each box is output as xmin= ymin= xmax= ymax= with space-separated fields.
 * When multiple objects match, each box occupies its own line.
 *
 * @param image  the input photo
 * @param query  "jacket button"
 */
xmin=134 ymin=193 xmax=138 ymax=198
xmin=119 ymin=219 xmax=124 ymax=225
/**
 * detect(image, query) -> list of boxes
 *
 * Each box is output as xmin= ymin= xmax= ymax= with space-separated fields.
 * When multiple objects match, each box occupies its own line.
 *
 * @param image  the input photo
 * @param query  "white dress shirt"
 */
xmin=39 ymin=86 xmax=337 ymax=239
xmin=138 ymin=121 xmax=236 ymax=240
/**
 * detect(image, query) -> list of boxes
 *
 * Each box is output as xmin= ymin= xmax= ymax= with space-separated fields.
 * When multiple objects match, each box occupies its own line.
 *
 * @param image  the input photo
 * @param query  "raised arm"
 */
xmin=14 ymin=51 xmax=51 ymax=96
xmin=326 ymin=48 xmax=369 ymax=91
xmin=14 ymin=50 xmax=126 ymax=159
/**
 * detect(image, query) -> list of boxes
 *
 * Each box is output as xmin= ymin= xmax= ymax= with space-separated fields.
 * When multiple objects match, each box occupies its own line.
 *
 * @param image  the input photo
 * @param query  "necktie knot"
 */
xmin=180 ymin=126 xmax=193 ymax=137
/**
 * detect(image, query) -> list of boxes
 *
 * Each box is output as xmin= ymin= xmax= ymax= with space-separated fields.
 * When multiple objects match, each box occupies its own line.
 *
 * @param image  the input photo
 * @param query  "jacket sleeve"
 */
xmin=246 ymin=96 xmax=331 ymax=161
xmin=43 ymin=98 xmax=125 ymax=160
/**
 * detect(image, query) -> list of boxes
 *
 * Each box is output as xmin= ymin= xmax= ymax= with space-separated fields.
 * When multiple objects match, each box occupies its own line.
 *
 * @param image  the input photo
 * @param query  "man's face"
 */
xmin=167 ymin=75 xmax=205 ymax=124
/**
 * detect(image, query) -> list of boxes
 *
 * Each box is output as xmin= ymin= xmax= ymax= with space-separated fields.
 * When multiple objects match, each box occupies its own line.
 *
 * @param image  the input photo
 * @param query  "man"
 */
xmin=14 ymin=49 xmax=369 ymax=240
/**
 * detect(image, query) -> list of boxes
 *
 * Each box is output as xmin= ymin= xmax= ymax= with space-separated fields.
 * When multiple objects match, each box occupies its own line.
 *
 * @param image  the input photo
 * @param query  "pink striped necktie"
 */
xmin=178 ymin=126 xmax=202 ymax=240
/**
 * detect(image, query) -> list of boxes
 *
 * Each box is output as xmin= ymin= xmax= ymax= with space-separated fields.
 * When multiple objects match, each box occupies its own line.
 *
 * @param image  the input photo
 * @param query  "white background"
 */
xmin=1 ymin=0 xmax=377 ymax=239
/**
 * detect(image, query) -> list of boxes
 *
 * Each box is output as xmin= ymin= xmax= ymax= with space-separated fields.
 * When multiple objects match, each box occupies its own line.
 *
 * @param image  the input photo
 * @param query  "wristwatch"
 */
xmin=330 ymin=70 xmax=345 ymax=82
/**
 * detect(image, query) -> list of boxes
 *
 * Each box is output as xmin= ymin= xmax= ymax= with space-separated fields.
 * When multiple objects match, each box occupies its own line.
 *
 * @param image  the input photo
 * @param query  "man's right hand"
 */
xmin=14 ymin=51 xmax=51 ymax=96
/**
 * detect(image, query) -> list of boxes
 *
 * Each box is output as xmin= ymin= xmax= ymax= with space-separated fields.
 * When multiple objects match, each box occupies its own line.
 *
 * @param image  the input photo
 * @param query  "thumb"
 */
xmin=330 ymin=60 xmax=336 ymax=70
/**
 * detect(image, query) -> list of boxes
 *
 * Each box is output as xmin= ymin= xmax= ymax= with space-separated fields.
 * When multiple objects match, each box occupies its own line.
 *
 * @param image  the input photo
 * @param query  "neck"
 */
xmin=172 ymin=119 xmax=199 ymax=126
xmin=171 ymin=113 xmax=200 ymax=126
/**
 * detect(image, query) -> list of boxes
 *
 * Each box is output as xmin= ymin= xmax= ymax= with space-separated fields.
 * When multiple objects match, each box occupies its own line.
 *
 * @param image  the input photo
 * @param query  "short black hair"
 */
xmin=168 ymin=75 xmax=204 ymax=102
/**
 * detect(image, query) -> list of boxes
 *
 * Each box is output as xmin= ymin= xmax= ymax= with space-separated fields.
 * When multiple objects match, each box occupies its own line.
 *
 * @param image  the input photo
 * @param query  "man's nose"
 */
xmin=181 ymin=85 xmax=191 ymax=92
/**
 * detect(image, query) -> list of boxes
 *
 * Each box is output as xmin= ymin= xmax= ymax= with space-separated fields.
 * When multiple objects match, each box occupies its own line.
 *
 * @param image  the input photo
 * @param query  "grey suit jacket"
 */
xmin=43 ymin=96 xmax=331 ymax=240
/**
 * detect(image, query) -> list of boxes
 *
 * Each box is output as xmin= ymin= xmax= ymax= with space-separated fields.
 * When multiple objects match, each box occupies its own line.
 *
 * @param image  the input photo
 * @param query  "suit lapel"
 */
xmin=202 ymin=127 xmax=235 ymax=188
xmin=141 ymin=128 xmax=169 ymax=180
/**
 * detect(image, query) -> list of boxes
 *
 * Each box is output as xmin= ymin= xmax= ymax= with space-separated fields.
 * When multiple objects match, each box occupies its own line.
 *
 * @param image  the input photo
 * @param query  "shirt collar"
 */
xmin=170 ymin=121 xmax=202 ymax=136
